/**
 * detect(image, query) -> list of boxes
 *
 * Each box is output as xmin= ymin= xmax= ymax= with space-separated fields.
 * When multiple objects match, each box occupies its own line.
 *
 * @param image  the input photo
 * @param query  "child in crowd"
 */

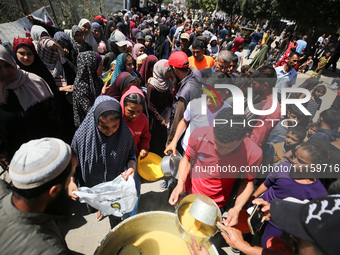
xmin=144 ymin=35 xmax=155 ymax=55
xmin=306 ymin=85 xmax=326 ymax=122
xmin=120 ymin=86 xmax=151 ymax=160
xmin=298 ymin=55 xmax=313 ymax=73
xmin=252 ymin=142 xmax=328 ymax=248
xmin=262 ymin=126 xmax=306 ymax=166
xmin=304 ymin=122 xmax=320 ymax=141
xmin=207 ymin=36 xmax=219 ymax=58
xmin=266 ymin=105 xmax=308 ymax=147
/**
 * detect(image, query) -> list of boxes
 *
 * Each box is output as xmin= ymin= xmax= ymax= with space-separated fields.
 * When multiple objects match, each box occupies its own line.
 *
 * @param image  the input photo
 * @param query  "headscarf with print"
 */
xmin=139 ymin=55 xmax=158 ymax=86
xmin=106 ymin=72 xmax=136 ymax=101
xmin=73 ymin=51 xmax=104 ymax=127
xmin=78 ymin=18 xmax=98 ymax=51
xmin=71 ymin=95 xmax=135 ymax=187
xmin=110 ymin=53 xmax=138 ymax=83
xmin=149 ymin=59 xmax=173 ymax=92
xmin=132 ymin=43 xmax=145 ymax=60
xmin=37 ymin=37 xmax=66 ymax=87
xmin=53 ymin=31 xmax=77 ymax=51
xmin=0 ymin=45 xmax=53 ymax=110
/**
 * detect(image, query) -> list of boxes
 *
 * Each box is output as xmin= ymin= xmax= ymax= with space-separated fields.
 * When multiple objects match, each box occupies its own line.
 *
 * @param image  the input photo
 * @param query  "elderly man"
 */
xmin=0 ymin=138 xmax=75 ymax=254
xmin=200 ymin=50 xmax=238 ymax=78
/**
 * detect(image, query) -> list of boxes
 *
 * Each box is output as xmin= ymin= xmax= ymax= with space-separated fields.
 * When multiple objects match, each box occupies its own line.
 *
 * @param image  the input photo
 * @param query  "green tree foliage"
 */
xmin=218 ymin=0 xmax=241 ymax=16
xmin=187 ymin=0 xmax=201 ymax=10
xmin=198 ymin=0 xmax=217 ymax=12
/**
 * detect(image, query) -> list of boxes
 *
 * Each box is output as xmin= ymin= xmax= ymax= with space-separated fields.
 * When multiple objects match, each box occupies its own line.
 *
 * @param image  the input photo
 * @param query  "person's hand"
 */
xmin=218 ymin=221 xmax=250 ymax=251
xmin=188 ymin=236 xmax=210 ymax=255
xmin=168 ymin=184 xmax=184 ymax=205
xmin=139 ymin=149 xmax=149 ymax=160
xmin=161 ymin=119 xmax=167 ymax=127
xmin=224 ymin=207 xmax=240 ymax=227
xmin=63 ymin=48 xmax=69 ymax=56
xmin=164 ymin=141 xmax=177 ymax=156
xmin=136 ymin=58 xmax=143 ymax=71
xmin=26 ymin=14 xmax=34 ymax=23
xmin=68 ymin=180 xmax=79 ymax=201
xmin=59 ymin=85 xmax=73 ymax=92
xmin=252 ymin=198 xmax=271 ymax=222
xmin=121 ymin=167 xmax=134 ymax=180
xmin=101 ymin=82 xmax=112 ymax=94
xmin=0 ymin=153 xmax=9 ymax=170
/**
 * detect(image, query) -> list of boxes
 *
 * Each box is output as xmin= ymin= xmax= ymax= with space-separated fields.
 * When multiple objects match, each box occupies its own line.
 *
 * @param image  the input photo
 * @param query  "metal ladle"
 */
xmin=189 ymin=197 xmax=219 ymax=229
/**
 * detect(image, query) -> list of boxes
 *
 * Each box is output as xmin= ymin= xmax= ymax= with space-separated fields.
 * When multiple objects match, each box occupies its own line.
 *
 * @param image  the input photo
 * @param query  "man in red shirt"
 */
xmin=232 ymin=32 xmax=244 ymax=53
xmin=169 ymin=108 xmax=262 ymax=226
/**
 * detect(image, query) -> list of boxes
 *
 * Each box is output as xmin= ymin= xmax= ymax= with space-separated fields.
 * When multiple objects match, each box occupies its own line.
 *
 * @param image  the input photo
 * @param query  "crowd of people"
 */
xmin=0 ymin=7 xmax=340 ymax=255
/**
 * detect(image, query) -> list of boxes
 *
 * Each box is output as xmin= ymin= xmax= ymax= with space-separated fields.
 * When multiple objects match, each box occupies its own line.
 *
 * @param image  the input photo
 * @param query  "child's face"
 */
xmin=291 ymin=147 xmax=314 ymax=170
xmin=284 ymin=131 xmax=301 ymax=150
xmin=137 ymin=48 xmax=145 ymax=57
xmin=211 ymin=40 xmax=216 ymax=46
xmin=145 ymin=40 xmax=152 ymax=48
xmin=286 ymin=111 xmax=300 ymax=126
xmin=314 ymin=90 xmax=325 ymax=98
xmin=307 ymin=126 xmax=318 ymax=137
xmin=124 ymin=102 xmax=143 ymax=122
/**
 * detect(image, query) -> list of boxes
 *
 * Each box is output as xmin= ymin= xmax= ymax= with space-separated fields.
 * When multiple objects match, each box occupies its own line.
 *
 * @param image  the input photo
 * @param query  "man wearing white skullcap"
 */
xmin=0 ymin=138 xmax=74 ymax=255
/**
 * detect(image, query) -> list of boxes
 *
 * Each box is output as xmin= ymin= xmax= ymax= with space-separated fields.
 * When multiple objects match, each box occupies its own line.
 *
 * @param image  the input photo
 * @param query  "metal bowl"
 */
xmin=176 ymin=194 xmax=222 ymax=246
xmin=160 ymin=152 xmax=182 ymax=178
xmin=94 ymin=211 xmax=218 ymax=255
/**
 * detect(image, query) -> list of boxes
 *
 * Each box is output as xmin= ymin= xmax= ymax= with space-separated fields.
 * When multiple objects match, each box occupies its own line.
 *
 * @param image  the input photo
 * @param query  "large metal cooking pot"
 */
xmin=176 ymin=194 xmax=222 ymax=245
xmin=94 ymin=211 xmax=218 ymax=255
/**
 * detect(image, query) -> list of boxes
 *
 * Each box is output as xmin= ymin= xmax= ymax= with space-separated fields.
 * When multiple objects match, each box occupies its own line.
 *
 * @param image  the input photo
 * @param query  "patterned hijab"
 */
xmin=0 ymin=45 xmax=53 ymax=110
xmin=73 ymin=51 xmax=104 ymax=128
xmin=149 ymin=59 xmax=173 ymax=92
xmin=139 ymin=55 xmax=158 ymax=86
xmin=53 ymin=31 xmax=77 ymax=51
xmin=71 ymin=95 xmax=135 ymax=187
xmin=37 ymin=37 xmax=66 ymax=86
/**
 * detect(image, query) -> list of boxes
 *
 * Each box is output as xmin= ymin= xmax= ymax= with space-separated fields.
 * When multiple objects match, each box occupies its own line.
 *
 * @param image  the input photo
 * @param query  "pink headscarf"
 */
xmin=132 ymin=43 xmax=145 ymax=60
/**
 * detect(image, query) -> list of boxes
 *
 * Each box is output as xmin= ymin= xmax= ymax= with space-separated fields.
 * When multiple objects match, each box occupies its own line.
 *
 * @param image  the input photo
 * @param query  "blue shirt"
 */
xmin=275 ymin=66 xmax=297 ymax=93
xmin=251 ymin=32 xmax=262 ymax=44
xmin=218 ymin=29 xmax=228 ymax=42
xmin=296 ymin=39 xmax=307 ymax=54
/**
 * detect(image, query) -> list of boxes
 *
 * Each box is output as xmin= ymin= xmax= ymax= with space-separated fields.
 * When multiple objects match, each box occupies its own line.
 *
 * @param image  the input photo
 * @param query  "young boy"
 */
xmin=266 ymin=105 xmax=308 ymax=147
xmin=304 ymin=122 xmax=320 ymax=141
xmin=306 ymin=85 xmax=326 ymax=122
xmin=263 ymin=126 xmax=306 ymax=166
xmin=298 ymin=55 xmax=313 ymax=73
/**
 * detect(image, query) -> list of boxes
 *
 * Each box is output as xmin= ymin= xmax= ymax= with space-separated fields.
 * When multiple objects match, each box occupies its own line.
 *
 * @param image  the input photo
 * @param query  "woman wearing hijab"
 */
xmin=92 ymin=22 xmax=110 ymax=54
xmin=71 ymin=25 xmax=93 ymax=52
xmin=147 ymin=59 xmax=173 ymax=156
xmin=30 ymin=25 xmax=50 ymax=49
xmin=132 ymin=43 xmax=145 ymax=60
xmin=54 ymin=31 xmax=78 ymax=65
xmin=69 ymin=95 xmax=136 ymax=220
xmin=139 ymin=55 xmax=158 ymax=87
xmin=103 ymin=72 xmax=137 ymax=101
xmin=73 ymin=52 xmax=104 ymax=128
xmin=0 ymin=45 xmax=59 ymax=164
xmin=104 ymin=20 xmax=116 ymax=39
xmin=154 ymin=24 xmax=170 ymax=60
xmin=129 ymin=14 xmax=139 ymax=31
xmin=110 ymin=53 xmax=138 ymax=84
xmin=78 ymin=18 xmax=98 ymax=51
xmin=37 ymin=37 xmax=77 ymax=143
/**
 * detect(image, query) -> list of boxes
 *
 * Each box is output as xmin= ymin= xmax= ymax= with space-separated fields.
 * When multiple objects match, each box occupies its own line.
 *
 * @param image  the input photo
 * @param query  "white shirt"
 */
xmin=235 ymin=51 xmax=243 ymax=66
xmin=275 ymin=65 xmax=297 ymax=94
xmin=181 ymin=98 xmax=230 ymax=151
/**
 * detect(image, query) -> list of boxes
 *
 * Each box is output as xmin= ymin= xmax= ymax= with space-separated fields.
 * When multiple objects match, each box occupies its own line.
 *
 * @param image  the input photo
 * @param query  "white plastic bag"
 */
xmin=73 ymin=175 xmax=137 ymax=217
